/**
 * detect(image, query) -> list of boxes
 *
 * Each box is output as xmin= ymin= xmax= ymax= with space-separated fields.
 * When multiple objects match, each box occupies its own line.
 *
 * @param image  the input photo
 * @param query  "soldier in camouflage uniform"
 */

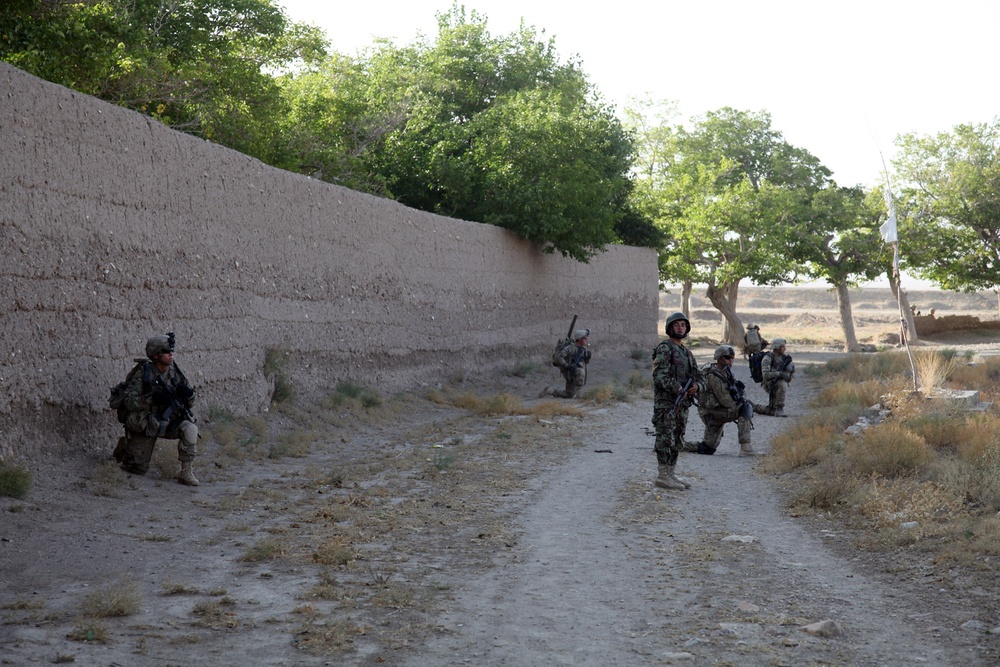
xmin=696 ymin=345 xmax=761 ymax=457
xmin=754 ymin=337 xmax=794 ymax=418
xmin=113 ymin=332 xmax=200 ymax=486
xmin=651 ymin=312 xmax=702 ymax=491
xmin=539 ymin=329 xmax=592 ymax=398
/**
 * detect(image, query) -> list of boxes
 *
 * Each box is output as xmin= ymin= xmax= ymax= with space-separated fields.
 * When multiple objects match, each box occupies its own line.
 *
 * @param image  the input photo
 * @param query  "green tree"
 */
xmin=1 ymin=0 xmax=325 ymax=163
xmin=632 ymin=106 xmax=834 ymax=343
xmin=789 ymin=186 xmax=888 ymax=351
xmin=894 ymin=120 xmax=1000 ymax=314
xmin=284 ymin=5 xmax=636 ymax=261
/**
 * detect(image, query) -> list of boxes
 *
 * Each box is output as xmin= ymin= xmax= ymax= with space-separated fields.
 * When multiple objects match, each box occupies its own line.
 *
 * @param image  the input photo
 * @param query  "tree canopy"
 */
xmin=894 ymin=120 xmax=1000 ymax=293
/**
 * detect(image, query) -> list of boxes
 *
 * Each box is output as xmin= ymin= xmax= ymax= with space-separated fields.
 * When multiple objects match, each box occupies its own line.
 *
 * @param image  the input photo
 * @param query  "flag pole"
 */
xmin=879 ymin=154 xmax=918 ymax=393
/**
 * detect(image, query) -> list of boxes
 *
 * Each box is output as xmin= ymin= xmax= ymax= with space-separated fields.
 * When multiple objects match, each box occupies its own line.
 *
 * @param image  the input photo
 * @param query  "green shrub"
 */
xmin=0 ymin=461 xmax=32 ymax=499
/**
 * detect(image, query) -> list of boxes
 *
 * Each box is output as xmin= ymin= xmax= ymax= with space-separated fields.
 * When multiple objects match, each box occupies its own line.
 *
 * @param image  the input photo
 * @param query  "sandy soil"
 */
xmin=3 ymin=317 xmax=1000 ymax=666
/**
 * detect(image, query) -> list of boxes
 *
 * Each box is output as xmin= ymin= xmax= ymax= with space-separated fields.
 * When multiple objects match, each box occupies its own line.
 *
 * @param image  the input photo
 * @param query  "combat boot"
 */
xmin=739 ymin=443 xmax=764 ymax=457
xmin=774 ymin=408 xmax=787 ymax=418
xmin=177 ymin=461 xmax=200 ymax=487
xmin=654 ymin=464 xmax=687 ymax=490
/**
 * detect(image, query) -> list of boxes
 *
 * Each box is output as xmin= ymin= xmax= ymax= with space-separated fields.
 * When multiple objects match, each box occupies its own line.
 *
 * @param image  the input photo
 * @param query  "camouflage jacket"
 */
xmin=698 ymin=363 xmax=742 ymax=413
xmin=122 ymin=360 xmax=196 ymax=434
xmin=554 ymin=341 xmax=591 ymax=371
xmin=761 ymin=351 xmax=795 ymax=383
xmin=652 ymin=339 xmax=702 ymax=406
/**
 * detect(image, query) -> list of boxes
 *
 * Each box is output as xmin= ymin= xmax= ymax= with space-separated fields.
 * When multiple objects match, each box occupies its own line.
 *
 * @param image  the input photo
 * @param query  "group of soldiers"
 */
xmin=115 ymin=316 xmax=791 ymax=492
xmin=538 ymin=312 xmax=794 ymax=493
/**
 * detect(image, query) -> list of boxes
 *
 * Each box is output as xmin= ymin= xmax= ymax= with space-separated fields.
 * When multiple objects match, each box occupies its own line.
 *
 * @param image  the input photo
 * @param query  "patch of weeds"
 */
xmin=162 ymin=581 xmax=200 ymax=596
xmin=191 ymin=600 xmax=237 ymax=629
xmin=67 ymin=617 xmax=110 ymax=643
xmin=371 ymin=583 xmax=416 ymax=608
xmin=324 ymin=381 xmax=383 ymax=409
xmin=264 ymin=347 xmax=295 ymax=404
xmin=0 ymin=460 xmax=33 ymax=499
xmin=206 ymin=405 xmax=234 ymax=423
xmin=2 ymin=598 xmax=45 ymax=611
xmin=431 ymin=450 xmax=456 ymax=471
xmin=765 ymin=422 xmax=841 ymax=472
xmin=293 ymin=617 xmax=362 ymax=652
xmin=630 ymin=348 xmax=647 ymax=360
xmin=509 ymin=360 xmax=538 ymax=377
xmin=239 ymin=537 xmax=287 ymax=562
xmin=81 ymin=578 xmax=141 ymax=618
xmin=790 ymin=463 xmax=861 ymax=511
xmin=308 ymin=570 xmax=341 ymax=600
xmin=312 ymin=537 xmax=356 ymax=566
xmin=53 ymin=654 xmax=76 ymax=664
xmin=859 ymin=476 xmax=965 ymax=531
xmin=583 ymin=381 xmax=631 ymax=403
xmin=268 ymin=430 xmax=315 ymax=459
xmin=89 ymin=460 xmax=128 ymax=498
xmin=845 ymin=422 xmax=934 ymax=477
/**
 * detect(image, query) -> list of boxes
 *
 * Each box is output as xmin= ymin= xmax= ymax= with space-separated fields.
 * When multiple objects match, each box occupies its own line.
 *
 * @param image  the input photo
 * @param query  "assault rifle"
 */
xmin=768 ymin=355 xmax=793 ymax=402
xmin=151 ymin=367 xmax=196 ymax=436
xmin=668 ymin=377 xmax=696 ymax=416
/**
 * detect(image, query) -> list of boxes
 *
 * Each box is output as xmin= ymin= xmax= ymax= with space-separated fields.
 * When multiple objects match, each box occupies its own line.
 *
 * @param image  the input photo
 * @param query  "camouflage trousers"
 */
xmin=114 ymin=420 xmax=198 ymax=475
xmin=651 ymin=403 xmax=690 ymax=466
xmin=763 ymin=378 xmax=788 ymax=411
xmin=699 ymin=406 xmax=752 ymax=451
xmin=551 ymin=365 xmax=586 ymax=398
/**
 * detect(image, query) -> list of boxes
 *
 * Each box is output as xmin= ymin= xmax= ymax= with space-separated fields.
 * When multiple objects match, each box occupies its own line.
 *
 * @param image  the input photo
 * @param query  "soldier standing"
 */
xmin=743 ymin=323 xmax=768 ymax=357
xmin=539 ymin=329 xmax=592 ymax=398
xmin=695 ymin=345 xmax=761 ymax=457
xmin=651 ymin=312 xmax=702 ymax=491
xmin=113 ymin=332 xmax=200 ymax=486
xmin=755 ymin=337 xmax=794 ymax=418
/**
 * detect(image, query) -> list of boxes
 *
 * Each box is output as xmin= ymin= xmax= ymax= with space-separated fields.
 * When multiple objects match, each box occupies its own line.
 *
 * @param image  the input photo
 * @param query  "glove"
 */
xmin=176 ymin=385 xmax=194 ymax=400
xmin=735 ymin=380 xmax=746 ymax=391
xmin=781 ymin=372 xmax=792 ymax=382
xmin=151 ymin=385 xmax=173 ymax=406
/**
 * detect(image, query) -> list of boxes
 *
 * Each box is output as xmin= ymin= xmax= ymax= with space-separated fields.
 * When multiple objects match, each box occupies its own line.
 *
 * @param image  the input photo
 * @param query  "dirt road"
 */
xmin=2 ymin=351 xmax=996 ymax=666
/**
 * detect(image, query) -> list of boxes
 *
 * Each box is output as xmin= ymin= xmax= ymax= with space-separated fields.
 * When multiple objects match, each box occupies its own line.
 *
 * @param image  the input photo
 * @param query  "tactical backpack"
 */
xmin=749 ymin=351 xmax=770 ymax=384
xmin=746 ymin=327 xmax=762 ymax=348
xmin=108 ymin=360 xmax=149 ymax=424
xmin=551 ymin=337 xmax=572 ymax=367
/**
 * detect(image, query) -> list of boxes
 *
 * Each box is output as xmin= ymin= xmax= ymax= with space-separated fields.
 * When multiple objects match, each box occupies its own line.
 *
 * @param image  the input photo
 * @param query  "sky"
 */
xmin=278 ymin=0 xmax=999 ymax=287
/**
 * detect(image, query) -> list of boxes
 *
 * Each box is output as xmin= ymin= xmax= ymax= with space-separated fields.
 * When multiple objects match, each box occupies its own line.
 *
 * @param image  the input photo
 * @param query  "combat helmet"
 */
xmin=664 ymin=311 xmax=690 ymax=339
xmin=771 ymin=337 xmax=787 ymax=349
xmin=573 ymin=328 xmax=591 ymax=341
xmin=145 ymin=331 xmax=176 ymax=359
xmin=713 ymin=344 xmax=736 ymax=361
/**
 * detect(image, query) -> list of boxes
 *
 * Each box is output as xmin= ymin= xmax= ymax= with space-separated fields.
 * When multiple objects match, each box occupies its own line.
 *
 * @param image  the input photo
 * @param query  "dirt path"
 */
xmin=2 ymin=349 xmax=995 ymax=666
xmin=414 ymin=369 xmax=964 ymax=666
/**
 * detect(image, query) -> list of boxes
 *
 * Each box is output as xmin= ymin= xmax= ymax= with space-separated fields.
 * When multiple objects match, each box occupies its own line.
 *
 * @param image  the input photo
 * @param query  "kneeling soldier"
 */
xmin=696 ymin=345 xmax=760 ymax=457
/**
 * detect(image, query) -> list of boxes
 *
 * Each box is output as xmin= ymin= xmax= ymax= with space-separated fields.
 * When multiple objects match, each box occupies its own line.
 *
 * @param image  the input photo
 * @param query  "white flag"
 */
xmin=880 ymin=190 xmax=898 ymax=244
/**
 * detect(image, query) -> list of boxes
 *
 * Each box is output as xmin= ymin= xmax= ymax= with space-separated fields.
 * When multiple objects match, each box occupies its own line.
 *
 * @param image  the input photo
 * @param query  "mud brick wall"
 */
xmin=0 ymin=63 xmax=658 ymax=460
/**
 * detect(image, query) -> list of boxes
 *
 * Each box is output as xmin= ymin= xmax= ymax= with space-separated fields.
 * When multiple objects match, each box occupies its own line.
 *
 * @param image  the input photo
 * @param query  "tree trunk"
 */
xmin=834 ymin=282 xmax=860 ymax=352
xmin=705 ymin=281 xmax=743 ymax=345
xmin=681 ymin=281 xmax=692 ymax=319
xmin=888 ymin=271 xmax=918 ymax=344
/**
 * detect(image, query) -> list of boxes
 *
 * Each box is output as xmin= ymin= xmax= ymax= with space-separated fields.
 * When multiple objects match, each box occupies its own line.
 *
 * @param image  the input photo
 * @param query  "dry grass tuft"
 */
xmin=311 ymin=537 xmax=356 ymax=566
xmin=844 ymin=422 xmax=935 ymax=477
xmin=812 ymin=380 xmax=886 ymax=410
xmin=859 ymin=476 xmax=966 ymax=531
xmin=239 ymin=537 xmax=287 ymax=562
xmin=67 ymin=617 xmax=111 ymax=643
xmin=765 ymin=422 xmax=841 ymax=472
xmin=0 ymin=460 xmax=33 ymax=499
xmin=89 ymin=459 xmax=129 ymax=497
xmin=913 ymin=349 xmax=960 ymax=395
xmin=81 ymin=578 xmax=141 ymax=618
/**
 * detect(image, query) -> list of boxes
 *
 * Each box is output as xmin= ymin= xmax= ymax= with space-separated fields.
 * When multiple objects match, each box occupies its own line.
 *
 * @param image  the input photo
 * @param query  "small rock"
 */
xmin=960 ymin=619 xmax=985 ymax=632
xmin=736 ymin=601 xmax=760 ymax=612
xmin=661 ymin=652 xmax=694 ymax=662
xmin=801 ymin=619 xmax=844 ymax=638
xmin=721 ymin=534 xmax=758 ymax=543
xmin=900 ymin=521 xmax=920 ymax=530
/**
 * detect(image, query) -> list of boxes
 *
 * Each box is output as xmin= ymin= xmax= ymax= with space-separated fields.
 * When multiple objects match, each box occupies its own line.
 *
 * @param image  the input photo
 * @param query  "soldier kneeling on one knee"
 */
xmin=693 ymin=344 xmax=761 ymax=457
xmin=111 ymin=332 xmax=200 ymax=486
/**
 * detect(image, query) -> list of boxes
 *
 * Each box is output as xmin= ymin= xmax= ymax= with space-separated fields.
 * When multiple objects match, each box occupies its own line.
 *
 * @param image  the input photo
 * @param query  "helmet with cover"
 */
xmin=771 ymin=337 xmax=787 ymax=349
xmin=714 ymin=344 xmax=736 ymax=361
xmin=145 ymin=332 xmax=176 ymax=359
xmin=664 ymin=312 xmax=690 ymax=339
